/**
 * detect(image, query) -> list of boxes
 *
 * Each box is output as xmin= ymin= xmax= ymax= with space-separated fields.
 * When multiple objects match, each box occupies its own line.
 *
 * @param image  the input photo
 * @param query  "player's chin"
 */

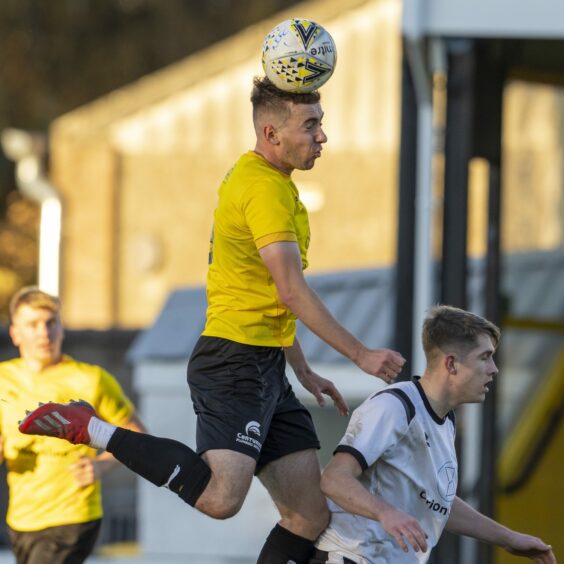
xmin=306 ymin=153 xmax=322 ymax=169
xmin=299 ymin=159 xmax=317 ymax=171
xmin=467 ymin=391 xmax=487 ymax=404
xmin=36 ymin=348 xmax=55 ymax=359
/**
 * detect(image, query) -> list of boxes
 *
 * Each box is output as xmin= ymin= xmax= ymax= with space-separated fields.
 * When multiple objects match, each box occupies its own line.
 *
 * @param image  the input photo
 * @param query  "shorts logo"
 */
xmin=236 ymin=421 xmax=263 ymax=452
xmin=245 ymin=421 xmax=261 ymax=437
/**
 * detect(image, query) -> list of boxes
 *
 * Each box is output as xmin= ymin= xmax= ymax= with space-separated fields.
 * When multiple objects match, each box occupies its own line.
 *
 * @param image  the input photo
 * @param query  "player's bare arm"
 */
xmin=284 ymin=338 xmax=348 ymax=416
xmin=321 ymin=452 xmax=428 ymax=554
xmin=259 ymin=241 xmax=405 ymax=383
xmin=446 ymin=496 xmax=556 ymax=563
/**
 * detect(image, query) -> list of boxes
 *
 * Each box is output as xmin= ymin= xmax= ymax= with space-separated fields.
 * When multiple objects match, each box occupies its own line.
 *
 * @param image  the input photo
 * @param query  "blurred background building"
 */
xmin=0 ymin=0 xmax=562 ymax=562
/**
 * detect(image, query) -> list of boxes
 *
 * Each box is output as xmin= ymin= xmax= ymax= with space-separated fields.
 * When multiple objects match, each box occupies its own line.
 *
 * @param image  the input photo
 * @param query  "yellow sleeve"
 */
xmin=242 ymin=181 xmax=297 ymax=244
xmin=255 ymin=231 xmax=298 ymax=250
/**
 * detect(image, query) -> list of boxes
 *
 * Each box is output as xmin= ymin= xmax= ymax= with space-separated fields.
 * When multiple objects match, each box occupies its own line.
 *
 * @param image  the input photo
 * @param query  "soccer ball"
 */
xmin=261 ymin=18 xmax=337 ymax=93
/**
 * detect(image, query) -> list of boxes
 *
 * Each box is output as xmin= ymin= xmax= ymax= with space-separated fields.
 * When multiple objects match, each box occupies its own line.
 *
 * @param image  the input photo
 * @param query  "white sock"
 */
xmin=87 ymin=417 xmax=117 ymax=450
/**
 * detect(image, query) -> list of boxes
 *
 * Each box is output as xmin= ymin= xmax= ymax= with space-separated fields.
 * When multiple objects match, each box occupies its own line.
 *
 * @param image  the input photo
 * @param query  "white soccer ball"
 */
xmin=261 ymin=18 xmax=337 ymax=93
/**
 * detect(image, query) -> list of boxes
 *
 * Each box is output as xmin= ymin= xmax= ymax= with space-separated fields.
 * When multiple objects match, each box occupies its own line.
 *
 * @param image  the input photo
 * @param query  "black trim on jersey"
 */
xmin=334 ymin=445 xmax=368 ymax=472
xmin=413 ymin=376 xmax=456 ymax=427
xmin=374 ymin=389 xmax=415 ymax=425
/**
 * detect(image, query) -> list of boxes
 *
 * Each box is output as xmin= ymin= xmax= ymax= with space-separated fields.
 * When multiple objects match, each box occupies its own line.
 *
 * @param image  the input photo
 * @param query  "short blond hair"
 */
xmin=9 ymin=286 xmax=61 ymax=321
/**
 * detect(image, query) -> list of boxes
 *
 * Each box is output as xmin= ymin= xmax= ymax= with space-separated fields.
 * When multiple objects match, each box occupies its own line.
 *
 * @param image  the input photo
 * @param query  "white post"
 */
xmin=2 ymin=129 xmax=62 ymax=296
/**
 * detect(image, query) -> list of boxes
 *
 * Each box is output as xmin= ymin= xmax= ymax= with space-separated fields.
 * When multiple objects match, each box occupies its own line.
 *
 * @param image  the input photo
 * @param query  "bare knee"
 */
xmin=194 ymin=471 xmax=249 ymax=520
xmin=281 ymin=500 xmax=330 ymax=539
xmin=199 ymin=496 xmax=244 ymax=520
xmin=259 ymin=449 xmax=331 ymax=538
xmin=195 ymin=449 xmax=255 ymax=520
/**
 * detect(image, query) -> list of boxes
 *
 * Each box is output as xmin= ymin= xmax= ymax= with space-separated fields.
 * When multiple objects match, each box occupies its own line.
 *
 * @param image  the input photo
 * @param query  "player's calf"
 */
xmin=106 ymin=427 xmax=211 ymax=507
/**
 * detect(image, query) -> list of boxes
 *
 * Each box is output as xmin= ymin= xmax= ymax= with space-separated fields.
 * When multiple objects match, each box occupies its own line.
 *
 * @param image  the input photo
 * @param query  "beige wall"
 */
xmin=465 ymin=81 xmax=564 ymax=258
xmin=50 ymin=136 xmax=119 ymax=327
xmin=49 ymin=0 xmax=564 ymax=329
xmin=50 ymin=0 xmax=403 ymax=328
xmin=113 ymin=148 xmax=400 ymax=328
xmin=116 ymin=152 xmax=222 ymax=326
xmin=501 ymin=80 xmax=564 ymax=251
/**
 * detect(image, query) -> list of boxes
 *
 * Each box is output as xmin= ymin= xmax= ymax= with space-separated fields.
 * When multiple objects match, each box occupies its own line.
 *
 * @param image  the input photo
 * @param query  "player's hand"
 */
xmin=70 ymin=456 xmax=114 ymax=488
xmin=503 ymin=532 xmax=556 ymax=563
xmin=295 ymin=368 xmax=349 ymax=416
xmin=378 ymin=504 xmax=428 ymax=554
xmin=355 ymin=348 xmax=406 ymax=384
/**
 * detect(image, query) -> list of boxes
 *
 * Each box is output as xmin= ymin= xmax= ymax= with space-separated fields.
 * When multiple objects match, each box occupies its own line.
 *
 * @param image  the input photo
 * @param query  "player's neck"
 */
xmin=252 ymin=148 xmax=293 ymax=176
xmin=418 ymin=375 xmax=452 ymax=419
xmin=21 ymin=354 xmax=63 ymax=373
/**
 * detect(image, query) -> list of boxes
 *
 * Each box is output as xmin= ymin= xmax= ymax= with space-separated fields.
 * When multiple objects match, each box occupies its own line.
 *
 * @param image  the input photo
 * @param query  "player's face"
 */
xmin=276 ymin=102 xmax=327 ymax=173
xmin=453 ymin=333 xmax=498 ymax=404
xmin=9 ymin=305 xmax=64 ymax=369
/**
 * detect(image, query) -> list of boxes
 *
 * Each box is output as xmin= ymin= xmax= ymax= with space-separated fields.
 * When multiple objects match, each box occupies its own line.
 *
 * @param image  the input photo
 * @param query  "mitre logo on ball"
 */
xmin=262 ymin=18 xmax=337 ymax=93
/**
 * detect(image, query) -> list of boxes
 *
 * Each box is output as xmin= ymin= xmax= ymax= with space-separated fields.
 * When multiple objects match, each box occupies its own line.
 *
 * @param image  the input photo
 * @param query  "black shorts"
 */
xmin=187 ymin=336 xmax=320 ymax=473
xmin=310 ymin=548 xmax=357 ymax=563
xmin=8 ymin=519 xmax=101 ymax=564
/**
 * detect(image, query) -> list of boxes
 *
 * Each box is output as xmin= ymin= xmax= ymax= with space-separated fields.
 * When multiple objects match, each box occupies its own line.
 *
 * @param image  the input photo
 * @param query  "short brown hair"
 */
xmin=422 ymin=305 xmax=500 ymax=365
xmin=251 ymin=76 xmax=321 ymax=124
xmin=9 ymin=286 xmax=60 ymax=321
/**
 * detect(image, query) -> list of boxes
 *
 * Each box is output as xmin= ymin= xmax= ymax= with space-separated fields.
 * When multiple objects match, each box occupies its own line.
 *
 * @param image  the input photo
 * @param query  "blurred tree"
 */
xmin=0 ymin=192 xmax=39 ymax=323
xmin=0 ymin=0 xmax=302 ymax=128
xmin=0 ymin=0 xmax=301 ymax=320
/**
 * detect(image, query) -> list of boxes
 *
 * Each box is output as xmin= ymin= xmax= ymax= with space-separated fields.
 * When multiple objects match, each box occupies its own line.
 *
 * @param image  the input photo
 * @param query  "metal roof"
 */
xmin=127 ymin=248 xmax=564 ymax=364
xmin=126 ymin=267 xmax=395 ymax=363
xmin=127 ymin=286 xmax=207 ymax=363
xmin=403 ymin=0 xmax=564 ymax=39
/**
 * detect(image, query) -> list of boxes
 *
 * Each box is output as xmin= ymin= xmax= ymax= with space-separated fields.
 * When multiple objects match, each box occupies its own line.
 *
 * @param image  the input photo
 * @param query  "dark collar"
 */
xmin=412 ymin=376 xmax=451 ymax=425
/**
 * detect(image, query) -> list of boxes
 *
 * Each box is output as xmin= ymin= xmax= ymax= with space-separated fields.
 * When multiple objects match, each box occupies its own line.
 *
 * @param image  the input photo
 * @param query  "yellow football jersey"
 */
xmin=0 ymin=356 xmax=133 ymax=531
xmin=203 ymin=151 xmax=310 ymax=347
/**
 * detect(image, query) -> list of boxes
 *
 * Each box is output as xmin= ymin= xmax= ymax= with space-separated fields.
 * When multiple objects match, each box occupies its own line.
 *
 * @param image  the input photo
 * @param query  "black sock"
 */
xmin=257 ymin=524 xmax=315 ymax=564
xmin=107 ymin=428 xmax=211 ymax=506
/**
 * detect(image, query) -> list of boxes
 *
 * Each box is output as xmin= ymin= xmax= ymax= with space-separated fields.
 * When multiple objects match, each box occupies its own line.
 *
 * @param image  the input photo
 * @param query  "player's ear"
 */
xmin=9 ymin=324 xmax=21 ymax=347
xmin=445 ymin=355 xmax=457 ymax=375
xmin=265 ymin=124 xmax=280 ymax=145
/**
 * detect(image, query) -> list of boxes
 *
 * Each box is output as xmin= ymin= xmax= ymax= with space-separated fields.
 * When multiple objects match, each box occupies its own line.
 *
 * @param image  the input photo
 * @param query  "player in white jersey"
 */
xmin=316 ymin=378 xmax=457 ymax=563
xmin=312 ymin=305 xmax=556 ymax=564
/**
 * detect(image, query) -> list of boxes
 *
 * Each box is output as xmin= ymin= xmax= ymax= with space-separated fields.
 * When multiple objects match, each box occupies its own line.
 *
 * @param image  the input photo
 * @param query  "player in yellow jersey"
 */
xmin=0 ymin=287 xmax=146 ymax=564
xmin=19 ymin=77 xmax=405 ymax=563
